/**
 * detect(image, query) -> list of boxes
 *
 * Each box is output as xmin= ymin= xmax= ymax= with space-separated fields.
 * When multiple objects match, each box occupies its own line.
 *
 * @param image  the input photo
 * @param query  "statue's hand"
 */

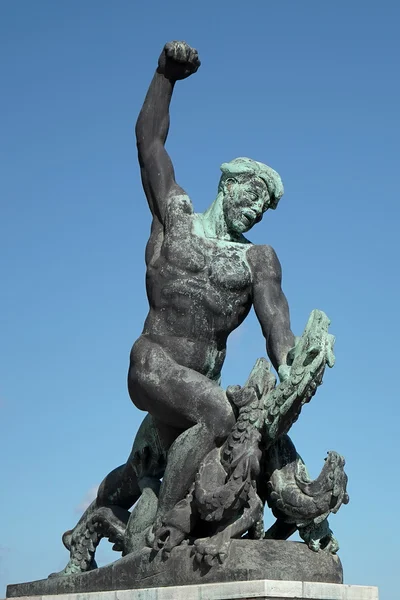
xmin=278 ymin=336 xmax=301 ymax=382
xmin=158 ymin=41 xmax=201 ymax=81
xmin=278 ymin=364 xmax=291 ymax=383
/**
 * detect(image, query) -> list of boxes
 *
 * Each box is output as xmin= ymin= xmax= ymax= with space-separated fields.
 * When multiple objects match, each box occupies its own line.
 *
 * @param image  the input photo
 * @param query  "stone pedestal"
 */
xmin=6 ymin=541 xmax=378 ymax=600
xmin=5 ymin=580 xmax=378 ymax=600
xmin=6 ymin=540 xmax=344 ymax=597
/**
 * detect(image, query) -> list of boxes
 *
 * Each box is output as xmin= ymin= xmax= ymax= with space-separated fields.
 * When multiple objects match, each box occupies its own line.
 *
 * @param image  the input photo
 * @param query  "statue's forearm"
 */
xmin=267 ymin=318 xmax=295 ymax=373
xmin=135 ymin=72 xmax=175 ymax=152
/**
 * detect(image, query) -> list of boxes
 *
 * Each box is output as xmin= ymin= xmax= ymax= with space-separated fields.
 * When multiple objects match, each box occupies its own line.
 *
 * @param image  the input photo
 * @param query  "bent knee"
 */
xmin=129 ymin=338 xmax=169 ymax=388
xmin=128 ymin=338 xmax=168 ymax=409
xmin=208 ymin=405 xmax=235 ymax=443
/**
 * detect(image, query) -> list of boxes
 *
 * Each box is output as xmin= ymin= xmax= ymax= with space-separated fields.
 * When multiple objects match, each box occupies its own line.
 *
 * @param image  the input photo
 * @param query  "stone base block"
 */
xmin=7 ymin=540 xmax=344 ymax=597
xmin=5 ymin=580 xmax=379 ymax=600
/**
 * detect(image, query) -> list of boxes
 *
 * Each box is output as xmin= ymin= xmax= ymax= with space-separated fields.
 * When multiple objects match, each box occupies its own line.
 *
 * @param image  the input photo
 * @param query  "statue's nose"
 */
xmin=255 ymin=198 xmax=265 ymax=212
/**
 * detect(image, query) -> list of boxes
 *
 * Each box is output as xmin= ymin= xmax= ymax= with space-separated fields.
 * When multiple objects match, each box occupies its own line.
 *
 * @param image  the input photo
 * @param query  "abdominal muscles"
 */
xmin=141 ymin=218 xmax=253 ymax=376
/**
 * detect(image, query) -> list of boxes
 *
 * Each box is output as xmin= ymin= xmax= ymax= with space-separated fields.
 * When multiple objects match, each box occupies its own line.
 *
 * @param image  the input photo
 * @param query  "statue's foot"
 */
xmin=304 ymin=532 xmax=339 ymax=554
xmin=153 ymin=525 xmax=186 ymax=556
xmin=316 ymin=530 xmax=339 ymax=554
xmin=193 ymin=533 xmax=231 ymax=567
xmin=299 ymin=519 xmax=339 ymax=554
xmin=48 ymin=558 xmax=98 ymax=578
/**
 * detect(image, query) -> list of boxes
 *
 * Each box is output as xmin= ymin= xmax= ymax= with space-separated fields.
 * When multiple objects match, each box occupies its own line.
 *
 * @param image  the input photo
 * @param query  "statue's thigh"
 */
xmin=129 ymin=337 xmax=233 ymax=431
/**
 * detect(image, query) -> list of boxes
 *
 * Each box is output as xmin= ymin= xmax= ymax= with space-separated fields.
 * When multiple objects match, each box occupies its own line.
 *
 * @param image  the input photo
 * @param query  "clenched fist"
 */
xmin=157 ymin=41 xmax=200 ymax=81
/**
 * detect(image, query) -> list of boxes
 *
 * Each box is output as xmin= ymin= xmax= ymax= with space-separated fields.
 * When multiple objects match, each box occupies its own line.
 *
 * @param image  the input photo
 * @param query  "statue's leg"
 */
xmin=121 ymin=415 xmax=172 ymax=555
xmin=128 ymin=336 xmax=236 ymax=549
xmin=50 ymin=463 xmax=139 ymax=577
xmin=52 ymin=414 xmax=166 ymax=576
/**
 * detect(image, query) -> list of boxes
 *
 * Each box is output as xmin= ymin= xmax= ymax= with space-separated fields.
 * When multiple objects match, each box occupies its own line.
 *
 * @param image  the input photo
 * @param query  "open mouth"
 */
xmin=242 ymin=209 xmax=256 ymax=224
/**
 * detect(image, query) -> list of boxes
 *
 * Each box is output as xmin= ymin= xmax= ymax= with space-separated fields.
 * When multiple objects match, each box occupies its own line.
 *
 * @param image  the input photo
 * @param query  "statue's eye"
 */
xmin=248 ymin=192 xmax=258 ymax=201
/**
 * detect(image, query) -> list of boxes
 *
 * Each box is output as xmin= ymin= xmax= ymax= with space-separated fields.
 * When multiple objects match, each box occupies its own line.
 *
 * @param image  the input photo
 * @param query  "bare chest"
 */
xmin=159 ymin=215 xmax=252 ymax=293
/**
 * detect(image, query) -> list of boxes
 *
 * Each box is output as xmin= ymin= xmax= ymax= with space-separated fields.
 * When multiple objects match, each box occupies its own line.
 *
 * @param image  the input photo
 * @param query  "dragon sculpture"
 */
xmin=52 ymin=310 xmax=348 ymax=575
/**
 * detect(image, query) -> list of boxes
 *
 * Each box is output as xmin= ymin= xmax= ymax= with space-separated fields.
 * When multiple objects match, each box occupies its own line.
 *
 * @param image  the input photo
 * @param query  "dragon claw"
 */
xmin=193 ymin=534 xmax=231 ymax=566
xmin=153 ymin=525 xmax=186 ymax=555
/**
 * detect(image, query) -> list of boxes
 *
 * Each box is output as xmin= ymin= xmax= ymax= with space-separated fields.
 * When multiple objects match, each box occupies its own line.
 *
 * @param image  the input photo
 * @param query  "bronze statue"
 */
xmin=48 ymin=41 xmax=348 ymax=582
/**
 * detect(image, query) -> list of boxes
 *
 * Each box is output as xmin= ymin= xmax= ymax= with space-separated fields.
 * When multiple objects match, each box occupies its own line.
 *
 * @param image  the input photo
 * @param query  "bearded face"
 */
xmin=222 ymin=176 xmax=272 ymax=235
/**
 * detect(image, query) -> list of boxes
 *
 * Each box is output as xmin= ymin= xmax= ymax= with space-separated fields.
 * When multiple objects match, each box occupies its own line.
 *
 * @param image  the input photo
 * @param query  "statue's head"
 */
xmin=218 ymin=157 xmax=284 ymax=235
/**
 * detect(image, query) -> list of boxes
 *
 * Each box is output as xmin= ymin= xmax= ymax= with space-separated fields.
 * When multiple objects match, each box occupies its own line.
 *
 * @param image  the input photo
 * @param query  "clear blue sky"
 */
xmin=1 ymin=1 xmax=398 ymax=598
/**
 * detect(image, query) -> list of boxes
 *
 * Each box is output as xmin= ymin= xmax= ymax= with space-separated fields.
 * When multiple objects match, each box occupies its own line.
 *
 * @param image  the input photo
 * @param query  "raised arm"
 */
xmin=135 ymin=41 xmax=200 ymax=223
xmin=247 ymin=245 xmax=296 ymax=380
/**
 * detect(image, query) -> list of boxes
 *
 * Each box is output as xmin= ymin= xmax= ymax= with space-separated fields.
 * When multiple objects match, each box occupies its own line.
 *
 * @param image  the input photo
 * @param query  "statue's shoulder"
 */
xmin=166 ymin=190 xmax=194 ymax=216
xmin=246 ymin=243 xmax=279 ymax=268
xmin=163 ymin=191 xmax=195 ymax=232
